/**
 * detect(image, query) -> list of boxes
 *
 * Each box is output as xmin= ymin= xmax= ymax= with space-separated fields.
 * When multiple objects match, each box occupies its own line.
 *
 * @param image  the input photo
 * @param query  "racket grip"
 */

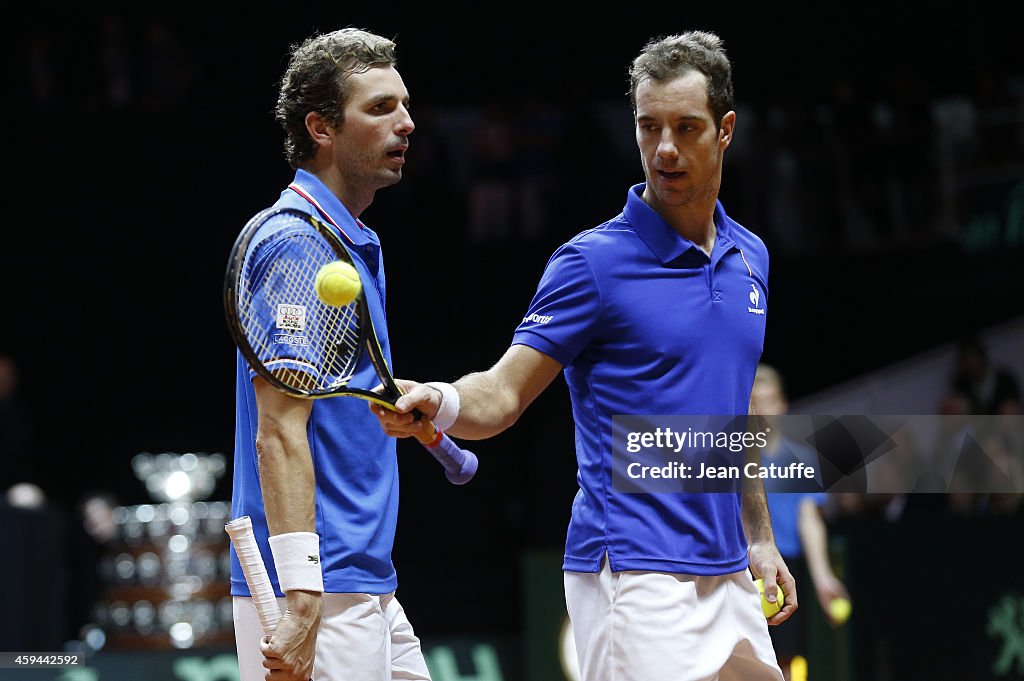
xmin=225 ymin=516 xmax=281 ymax=635
xmin=425 ymin=433 xmax=479 ymax=485
xmin=226 ymin=517 xmax=315 ymax=681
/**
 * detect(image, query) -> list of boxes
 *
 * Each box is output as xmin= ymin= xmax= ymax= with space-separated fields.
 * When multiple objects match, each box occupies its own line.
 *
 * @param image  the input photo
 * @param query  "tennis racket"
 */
xmin=224 ymin=206 xmax=477 ymax=484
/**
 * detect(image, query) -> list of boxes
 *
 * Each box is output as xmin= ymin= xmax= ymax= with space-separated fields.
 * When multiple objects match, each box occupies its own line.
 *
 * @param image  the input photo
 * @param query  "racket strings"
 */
xmin=236 ymin=215 xmax=363 ymax=394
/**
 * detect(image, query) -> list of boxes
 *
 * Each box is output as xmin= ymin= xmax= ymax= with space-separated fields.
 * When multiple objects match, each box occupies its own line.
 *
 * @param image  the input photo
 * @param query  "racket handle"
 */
xmin=424 ymin=432 xmax=479 ymax=485
xmin=224 ymin=523 xmax=317 ymax=681
xmin=225 ymin=516 xmax=281 ymax=635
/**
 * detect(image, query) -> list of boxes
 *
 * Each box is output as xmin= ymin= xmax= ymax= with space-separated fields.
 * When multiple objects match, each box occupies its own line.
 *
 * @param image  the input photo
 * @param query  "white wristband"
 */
xmin=268 ymin=532 xmax=324 ymax=593
xmin=425 ymin=381 xmax=460 ymax=431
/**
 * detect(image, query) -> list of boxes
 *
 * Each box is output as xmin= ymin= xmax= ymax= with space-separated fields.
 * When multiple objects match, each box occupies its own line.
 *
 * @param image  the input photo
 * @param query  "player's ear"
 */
xmin=719 ymin=111 xmax=736 ymax=148
xmin=305 ymin=111 xmax=333 ymax=150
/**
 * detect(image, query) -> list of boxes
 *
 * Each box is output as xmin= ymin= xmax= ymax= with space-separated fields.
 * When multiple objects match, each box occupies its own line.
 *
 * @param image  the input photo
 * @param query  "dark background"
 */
xmin=3 ymin=2 xmax=1022 ymax=653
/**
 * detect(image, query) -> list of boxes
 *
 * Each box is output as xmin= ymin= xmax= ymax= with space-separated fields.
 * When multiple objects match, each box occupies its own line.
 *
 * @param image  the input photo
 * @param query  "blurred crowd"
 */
xmin=16 ymin=14 xmax=1024 ymax=259
xmin=828 ymin=334 xmax=1023 ymax=522
xmin=22 ymin=14 xmax=195 ymax=116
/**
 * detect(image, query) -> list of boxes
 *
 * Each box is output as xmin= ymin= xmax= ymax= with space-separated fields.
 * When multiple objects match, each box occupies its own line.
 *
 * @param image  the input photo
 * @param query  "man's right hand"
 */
xmin=259 ymin=591 xmax=321 ymax=681
xmin=370 ymin=379 xmax=443 ymax=442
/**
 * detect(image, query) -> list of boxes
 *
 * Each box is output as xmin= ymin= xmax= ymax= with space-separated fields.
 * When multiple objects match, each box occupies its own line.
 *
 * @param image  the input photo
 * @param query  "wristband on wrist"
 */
xmin=425 ymin=381 xmax=460 ymax=431
xmin=268 ymin=532 xmax=324 ymax=593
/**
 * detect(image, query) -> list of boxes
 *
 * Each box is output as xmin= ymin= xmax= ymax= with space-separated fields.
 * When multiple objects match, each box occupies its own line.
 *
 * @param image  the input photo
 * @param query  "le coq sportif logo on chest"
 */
xmin=748 ymin=284 xmax=765 ymax=315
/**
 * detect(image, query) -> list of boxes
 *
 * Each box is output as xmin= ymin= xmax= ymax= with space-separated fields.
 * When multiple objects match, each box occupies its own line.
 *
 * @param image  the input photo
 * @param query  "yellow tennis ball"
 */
xmin=315 ymin=260 xmax=361 ymax=306
xmin=829 ymin=597 xmax=852 ymax=625
xmin=755 ymin=578 xmax=784 ymax=618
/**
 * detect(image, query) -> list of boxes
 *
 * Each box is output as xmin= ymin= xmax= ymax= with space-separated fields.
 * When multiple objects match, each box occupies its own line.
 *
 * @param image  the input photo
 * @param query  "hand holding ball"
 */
xmin=755 ymin=578 xmax=785 ymax=618
xmin=315 ymin=261 xmax=361 ymax=306
xmin=829 ymin=597 xmax=852 ymax=625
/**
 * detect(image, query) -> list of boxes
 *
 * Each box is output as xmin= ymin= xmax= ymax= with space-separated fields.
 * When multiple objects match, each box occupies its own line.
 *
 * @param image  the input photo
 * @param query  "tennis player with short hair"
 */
xmin=229 ymin=28 xmax=430 ymax=681
xmin=375 ymin=31 xmax=793 ymax=681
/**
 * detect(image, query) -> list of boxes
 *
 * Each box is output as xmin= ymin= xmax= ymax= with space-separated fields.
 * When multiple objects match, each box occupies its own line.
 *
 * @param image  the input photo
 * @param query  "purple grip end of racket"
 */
xmin=426 ymin=434 xmax=478 ymax=485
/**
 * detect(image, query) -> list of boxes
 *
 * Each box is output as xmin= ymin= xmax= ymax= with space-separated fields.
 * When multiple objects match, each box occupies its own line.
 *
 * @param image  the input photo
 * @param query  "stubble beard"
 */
xmin=645 ymin=147 xmax=723 ymax=212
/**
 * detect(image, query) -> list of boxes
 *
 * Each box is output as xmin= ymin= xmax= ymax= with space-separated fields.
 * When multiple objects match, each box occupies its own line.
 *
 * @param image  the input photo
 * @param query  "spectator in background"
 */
xmin=752 ymin=364 xmax=851 ymax=681
xmin=948 ymin=334 xmax=1022 ymax=415
xmin=934 ymin=337 xmax=1023 ymax=516
xmin=825 ymin=75 xmax=888 ymax=251
xmin=941 ymin=374 xmax=1024 ymax=517
xmin=878 ymin=63 xmax=937 ymax=244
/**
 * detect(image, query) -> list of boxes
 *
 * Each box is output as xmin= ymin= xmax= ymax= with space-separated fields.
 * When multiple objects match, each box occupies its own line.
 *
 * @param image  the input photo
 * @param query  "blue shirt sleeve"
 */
xmin=244 ymin=231 xmax=339 ymax=380
xmin=511 ymin=243 xmax=601 ymax=366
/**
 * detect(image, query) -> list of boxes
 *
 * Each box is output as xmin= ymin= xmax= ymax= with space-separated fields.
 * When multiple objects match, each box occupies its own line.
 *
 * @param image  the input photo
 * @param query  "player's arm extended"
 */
xmin=253 ymin=378 xmax=321 ymax=672
xmin=797 ymin=497 xmax=849 ymax=619
xmin=379 ymin=344 xmax=563 ymax=440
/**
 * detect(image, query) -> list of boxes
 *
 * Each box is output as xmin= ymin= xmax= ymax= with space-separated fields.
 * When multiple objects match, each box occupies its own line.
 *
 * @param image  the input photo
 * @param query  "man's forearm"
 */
xmin=445 ymin=344 xmax=563 ymax=440
xmin=742 ymin=417 xmax=775 ymax=546
xmin=259 ymin=434 xmax=321 ymax=617
xmin=742 ymin=473 xmax=775 ymax=545
xmin=448 ymin=370 xmax=525 ymax=439
xmin=256 ymin=429 xmax=317 ymax=536
xmin=797 ymin=499 xmax=833 ymax=583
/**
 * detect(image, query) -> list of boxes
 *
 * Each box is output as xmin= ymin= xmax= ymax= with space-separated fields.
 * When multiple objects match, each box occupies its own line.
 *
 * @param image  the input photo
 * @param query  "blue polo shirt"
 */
xmin=230 ymin=169 xmax=400 ymax=596
xmin=512 ymin=183 xmax=769 ymax=574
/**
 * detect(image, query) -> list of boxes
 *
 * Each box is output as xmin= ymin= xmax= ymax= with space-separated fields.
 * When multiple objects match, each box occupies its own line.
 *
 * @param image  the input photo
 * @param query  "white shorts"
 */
xmin=564 ymin=557 xmax=783 ymax=681
xmin=233 ymin=592 xmax=431 ymax=681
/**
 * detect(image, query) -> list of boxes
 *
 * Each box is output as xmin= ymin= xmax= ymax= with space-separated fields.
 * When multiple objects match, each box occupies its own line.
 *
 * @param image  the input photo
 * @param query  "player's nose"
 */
xmin=395 ymin=105 xmax=414 ymax=135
